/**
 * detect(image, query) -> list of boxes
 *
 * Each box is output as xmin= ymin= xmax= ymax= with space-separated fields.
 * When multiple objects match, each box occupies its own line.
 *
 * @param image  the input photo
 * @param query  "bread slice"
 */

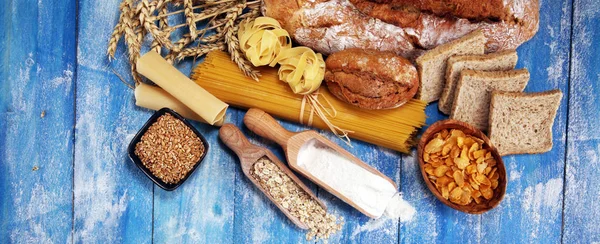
xmin=415 ymin=30 xmax=487 ymax=103
xmin=438 ymin=50 xmax=518 ymax=114
xmin=450 ymin=69 xmax=529 ymax=131
xmin=488 ymin=90 xmax=562 ymax=156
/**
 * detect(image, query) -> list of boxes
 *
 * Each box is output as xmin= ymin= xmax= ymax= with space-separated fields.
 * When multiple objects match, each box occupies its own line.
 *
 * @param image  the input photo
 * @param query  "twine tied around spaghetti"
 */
xmin=299 ymin=89 xmax=353 ymax=145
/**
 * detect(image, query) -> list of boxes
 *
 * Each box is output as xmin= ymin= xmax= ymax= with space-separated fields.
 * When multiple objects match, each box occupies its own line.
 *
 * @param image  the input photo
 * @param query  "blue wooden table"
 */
xmin=1 ymin=0 xmax=599 ymax=243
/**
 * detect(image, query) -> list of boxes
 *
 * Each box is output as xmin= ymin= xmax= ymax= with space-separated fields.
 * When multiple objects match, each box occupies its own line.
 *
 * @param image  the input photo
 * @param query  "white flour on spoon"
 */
xmin=297 ymin=139 xmax=416 ymax=220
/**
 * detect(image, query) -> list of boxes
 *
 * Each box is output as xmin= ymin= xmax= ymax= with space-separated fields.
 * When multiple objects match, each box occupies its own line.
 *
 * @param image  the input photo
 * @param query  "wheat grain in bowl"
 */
xmin=134 ymin=113 xmax=205 ymax=184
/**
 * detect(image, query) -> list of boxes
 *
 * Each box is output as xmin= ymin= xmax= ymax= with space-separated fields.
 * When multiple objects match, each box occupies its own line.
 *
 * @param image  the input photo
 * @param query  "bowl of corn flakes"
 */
xmin=417 ymin=119 xmax=507 ymax=214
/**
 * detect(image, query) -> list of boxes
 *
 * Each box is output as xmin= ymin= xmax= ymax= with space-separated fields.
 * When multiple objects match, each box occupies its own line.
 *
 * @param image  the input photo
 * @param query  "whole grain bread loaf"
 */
xmin=324 ymin=49 xmax=419 ymax=109
xmin=262 ymin=0 xmax=539 ymax=58
xmin=488 ymin=90 xmax=562 ymax=156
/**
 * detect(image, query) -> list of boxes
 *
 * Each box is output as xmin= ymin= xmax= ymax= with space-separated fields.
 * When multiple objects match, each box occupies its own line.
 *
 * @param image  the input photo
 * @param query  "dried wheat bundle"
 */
xmin=107 ymin=0 xmax=261 ymax=84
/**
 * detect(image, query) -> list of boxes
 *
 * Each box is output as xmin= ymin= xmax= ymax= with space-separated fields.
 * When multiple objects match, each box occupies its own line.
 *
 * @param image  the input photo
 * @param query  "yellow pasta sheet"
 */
xmin=137 ymin=51 xmax=228 ymax=125
xmin=134 ymin=83 xmax=224 ymax=126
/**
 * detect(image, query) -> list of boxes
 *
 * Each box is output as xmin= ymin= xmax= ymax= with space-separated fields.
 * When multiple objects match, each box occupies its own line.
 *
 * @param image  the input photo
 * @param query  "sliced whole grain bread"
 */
xmin=450 ymin=69 xmax=530 ymax=131
xmin=488 ymin=90 xmax=562 ymax=156
xmin=438 ymin=50 xmax=518 ymax=114
xmin=416 ymin=30 xmax=487 ymax=103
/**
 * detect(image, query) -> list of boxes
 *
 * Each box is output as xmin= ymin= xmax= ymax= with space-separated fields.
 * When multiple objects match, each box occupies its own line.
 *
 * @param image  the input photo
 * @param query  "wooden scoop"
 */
xmin=219 ymin=123 xmax=326 ymax=229
xmin=243 ymin=108 xmax=397 ymax=218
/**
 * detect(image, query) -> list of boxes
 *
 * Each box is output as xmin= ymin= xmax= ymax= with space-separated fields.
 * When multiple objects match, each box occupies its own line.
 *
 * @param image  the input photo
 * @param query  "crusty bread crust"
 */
xmin=262 ymin=0 xmax=539 ymax=58
xmin=324 ymin=48 xmax=419 ymax=109
xmin=353 ymin=0 xmax=509 ymax=23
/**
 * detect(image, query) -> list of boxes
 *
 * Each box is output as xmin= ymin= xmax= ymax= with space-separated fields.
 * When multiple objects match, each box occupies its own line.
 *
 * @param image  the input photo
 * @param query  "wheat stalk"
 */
xmin=155 ymin=0 xmax=236 ymax=18
xmin=109 ymin=0 xmax=263 ymax=83
xmin=151 ymin=1 xmax=170 ymax=53
xmin=123 ymin=1 xmax=140 ymax=61
xmin=167 ymin=3 xmax=232 ymax=31
xmin=184 ymin=0 xmax=197 ymax=39
xmin=177 ymin=43 xmax=226 ymax=61
xmin=224 ymin=2 xmax=260 ymax=81
xmin=140 ymin=0 xmax=173 ymax=50
xmin=107 ymin=0 xmax=130 ymax=59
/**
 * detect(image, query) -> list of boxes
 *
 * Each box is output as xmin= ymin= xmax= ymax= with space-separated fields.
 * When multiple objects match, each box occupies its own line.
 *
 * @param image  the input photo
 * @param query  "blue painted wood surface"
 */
xmin=1 ymin=0 xmax=599 ymax=243
xmin=563 ymin=0 xmax=600 ymax=242
xmin=73 ymin=0 xmax=153 ymax=243
xmin=0 ymin=0 xmax=76 ymax=242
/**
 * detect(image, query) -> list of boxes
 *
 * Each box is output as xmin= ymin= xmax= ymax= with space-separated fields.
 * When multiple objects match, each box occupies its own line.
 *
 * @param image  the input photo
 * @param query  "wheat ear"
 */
xmin=107 ymin=0 xmax=129 ymax=59
xmin=140 ymin=0 xmax=173 ymax=50
xmin=177 ymin=43 xmax=226 ymax=61
xmin=224 ymin=2 xmax=260 ymax=81
xmin=184 ymin=0 xmax=197 ymax=40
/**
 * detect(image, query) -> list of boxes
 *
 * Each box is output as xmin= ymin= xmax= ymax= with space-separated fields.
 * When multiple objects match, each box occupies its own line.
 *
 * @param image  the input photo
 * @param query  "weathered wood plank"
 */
xmin=73 ymin=0 xmax=153 ymax=242
xmin=563 ymin=0 xmax=600 ymax=242
xmin=480 ymin=0 xmax=572 ymax=242
xmin=0 ymin=0 xmax=76 ymax=243
xmin=152 ymin=62 xmax=235 ymax=244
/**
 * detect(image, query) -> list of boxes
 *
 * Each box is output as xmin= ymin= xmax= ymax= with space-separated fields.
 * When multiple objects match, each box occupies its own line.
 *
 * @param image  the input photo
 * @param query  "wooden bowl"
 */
xmin=417 ymin=119 xmax=507 ymax=214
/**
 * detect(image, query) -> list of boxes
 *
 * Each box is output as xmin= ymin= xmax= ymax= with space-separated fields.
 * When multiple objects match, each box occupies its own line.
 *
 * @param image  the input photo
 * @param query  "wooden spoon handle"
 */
xmin=219 ymin=123 xmax=258 ymax=158
xmin=244 ymin=108 xmax=295 ymax=149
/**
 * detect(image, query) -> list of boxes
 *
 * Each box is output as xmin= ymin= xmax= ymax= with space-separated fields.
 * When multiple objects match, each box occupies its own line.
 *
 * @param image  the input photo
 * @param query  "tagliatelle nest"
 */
xmin=107 ymin=0 xmax=262 ymax=85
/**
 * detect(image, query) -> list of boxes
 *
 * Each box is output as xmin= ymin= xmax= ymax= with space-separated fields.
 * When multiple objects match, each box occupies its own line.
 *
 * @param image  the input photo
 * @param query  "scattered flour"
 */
xmin=48 ymin=64 xmax=74 ymax=89
xmin=510 ymin=170 xmax=522 ymax=181
xmin=74 ymin=84 xmax=131 ymax=243
xmin=350 ymin=217 xmax=389 ymax=239
xmin=384 ymin=193 xmax=416 ymax=222
xmin=249 ymin=193 xmax=270 ymax=243
xmin=13 ymin=53 xmax=35 ymax=112
xmin=567 ymin=11 xmax=598 ymax=142
xmin=509 ymin=162 xmax=522 ymax=181
xmin=9 ymin=184 xmax=56 ymax=244
xmin=522 ymin=178 xmax=564 ymax=219
xmin=350 ymin=193 xmax=415 ymax=239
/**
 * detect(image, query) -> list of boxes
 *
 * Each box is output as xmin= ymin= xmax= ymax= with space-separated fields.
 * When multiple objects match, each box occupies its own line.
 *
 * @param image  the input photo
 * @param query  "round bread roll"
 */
xmin=325 ymin=49 xmax=419 ymax=110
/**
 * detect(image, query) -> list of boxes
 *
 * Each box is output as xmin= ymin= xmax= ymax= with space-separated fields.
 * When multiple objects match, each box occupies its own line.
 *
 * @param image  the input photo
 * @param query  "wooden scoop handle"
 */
xmin=219 ymin=123 xmax=263 ymax=159
xmin=244 ymin=108 xmax=295 ymax=149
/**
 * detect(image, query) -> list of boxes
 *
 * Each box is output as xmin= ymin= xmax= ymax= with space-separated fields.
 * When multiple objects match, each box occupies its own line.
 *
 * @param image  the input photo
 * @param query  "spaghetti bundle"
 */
xmin=191 ymin=51 xmax=427 ymax=153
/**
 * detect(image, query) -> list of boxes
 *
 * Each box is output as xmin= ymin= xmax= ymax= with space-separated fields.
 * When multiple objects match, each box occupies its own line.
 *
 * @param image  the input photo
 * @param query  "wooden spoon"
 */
xmin=243 ymin=108 xmax=397 ymax=218
xmin=219 ymin=123 xmax=326 ymax=229
xmin=417 ymin=119 xmax=507 ymax=214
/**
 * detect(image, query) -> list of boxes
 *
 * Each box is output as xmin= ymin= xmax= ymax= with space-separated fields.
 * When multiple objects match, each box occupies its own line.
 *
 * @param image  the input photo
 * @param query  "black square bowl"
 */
xmin=128 ymin=107 xmax=209 ymax=191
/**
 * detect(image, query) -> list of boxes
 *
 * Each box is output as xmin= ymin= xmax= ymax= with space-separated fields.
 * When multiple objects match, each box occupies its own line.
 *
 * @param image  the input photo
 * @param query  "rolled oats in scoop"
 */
xmin=251 ymin=157 xmax=344 ymax=242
